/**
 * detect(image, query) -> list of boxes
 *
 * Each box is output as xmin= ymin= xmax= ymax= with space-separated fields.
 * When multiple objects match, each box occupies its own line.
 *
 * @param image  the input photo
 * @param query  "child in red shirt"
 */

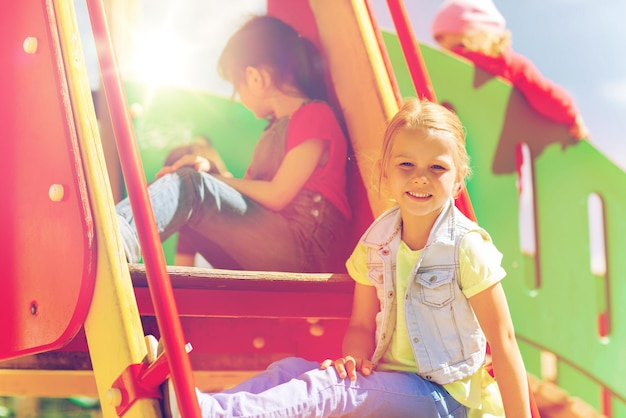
xmin=432 ymin=0 xmax=589 ymax=140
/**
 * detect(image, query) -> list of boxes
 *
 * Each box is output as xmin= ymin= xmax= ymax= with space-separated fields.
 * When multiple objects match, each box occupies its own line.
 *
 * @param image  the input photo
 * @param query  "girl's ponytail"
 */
xmin=292 ymin=35 xmax=327 ymax=102
xmin=218 ymin=15 xmax=329 ymax=102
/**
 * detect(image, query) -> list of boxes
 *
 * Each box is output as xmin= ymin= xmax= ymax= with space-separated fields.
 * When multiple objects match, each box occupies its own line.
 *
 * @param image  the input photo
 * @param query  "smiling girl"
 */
xmin=163 ymin=99 xmax=531 ymax=418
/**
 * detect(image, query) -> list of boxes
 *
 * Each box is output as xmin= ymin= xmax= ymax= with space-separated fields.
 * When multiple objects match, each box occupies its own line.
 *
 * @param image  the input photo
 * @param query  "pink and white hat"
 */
xmin=431 ymin=0 xmax=506 ymax=37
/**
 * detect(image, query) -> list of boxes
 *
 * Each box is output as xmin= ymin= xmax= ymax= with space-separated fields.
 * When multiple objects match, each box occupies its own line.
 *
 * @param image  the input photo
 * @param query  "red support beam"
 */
xmin=84 ymin=1 xmax=201 ymax=416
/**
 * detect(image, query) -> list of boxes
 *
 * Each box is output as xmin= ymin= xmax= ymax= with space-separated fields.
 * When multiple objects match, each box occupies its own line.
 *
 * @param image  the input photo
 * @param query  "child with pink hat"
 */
xmin=432 ymin=0 xmax=589 ymax=140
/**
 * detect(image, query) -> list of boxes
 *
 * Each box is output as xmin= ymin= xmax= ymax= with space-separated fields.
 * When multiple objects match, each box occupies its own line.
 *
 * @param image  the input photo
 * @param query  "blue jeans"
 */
xmin=196 ymin=357 xmax=468 ymax=417
xmin=116 ymin=168 xmax=348 ymax=272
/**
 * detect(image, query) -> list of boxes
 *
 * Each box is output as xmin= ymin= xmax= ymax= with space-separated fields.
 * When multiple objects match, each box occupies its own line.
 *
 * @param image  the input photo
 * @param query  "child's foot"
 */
xmin=116 ymin=213 xmax=141 ymax=263
xmin=147 ymin=335 xmax=197 ymax=417
xmin=162 ymin=379 xmax=204 ymax=418
xmin=161 ymin=379 xmax=180 ymax=418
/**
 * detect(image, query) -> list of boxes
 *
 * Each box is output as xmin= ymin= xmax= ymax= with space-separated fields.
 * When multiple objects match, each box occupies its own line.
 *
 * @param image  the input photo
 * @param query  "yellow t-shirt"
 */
xmin=346 ymin=232 xmax=506 ymax=417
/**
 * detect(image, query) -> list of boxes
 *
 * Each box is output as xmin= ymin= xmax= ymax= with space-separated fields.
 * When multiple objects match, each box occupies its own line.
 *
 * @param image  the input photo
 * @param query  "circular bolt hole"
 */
xmin=252 ymin=337 xmax=265 ymax=349
xmin=309 ymin=323 xmax=324 ymax=337
xmin=106 ymin=388 xmax=122 ymax=407
xmin=23 ymin=37 xmax=38 ymax=54
xmin=48 ymin=184 xmax=65 ymax=202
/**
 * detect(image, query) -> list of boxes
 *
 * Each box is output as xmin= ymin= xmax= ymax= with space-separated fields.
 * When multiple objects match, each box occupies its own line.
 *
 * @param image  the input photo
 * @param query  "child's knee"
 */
xmin=174 ymin=165 xmax=198 ymax=180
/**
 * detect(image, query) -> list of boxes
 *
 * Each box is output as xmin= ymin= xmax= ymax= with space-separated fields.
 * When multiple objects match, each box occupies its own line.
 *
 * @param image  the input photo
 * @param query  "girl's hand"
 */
xmin=320 ymin=356 xmax=373 ymax=381
xmin=155 ymin=154 xmax=212 ymax=179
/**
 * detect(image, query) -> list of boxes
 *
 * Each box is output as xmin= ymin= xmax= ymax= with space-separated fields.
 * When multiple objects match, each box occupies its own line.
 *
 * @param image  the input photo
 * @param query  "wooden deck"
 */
xmin=0 ymin=264 xmax=355 ymax=395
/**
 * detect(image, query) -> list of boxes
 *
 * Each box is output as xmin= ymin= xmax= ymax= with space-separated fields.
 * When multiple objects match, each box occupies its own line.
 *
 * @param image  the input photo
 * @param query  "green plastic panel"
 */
xmin=383 ymin=31 xmax=626 ymax=413
xmin=558 ymin=361 xmax=602 ymax=412
xmin=615 ymin=399 xmax=626 ymax=418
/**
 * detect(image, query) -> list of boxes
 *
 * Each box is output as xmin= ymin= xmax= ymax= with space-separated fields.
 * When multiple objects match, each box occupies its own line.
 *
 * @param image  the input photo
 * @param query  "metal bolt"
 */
xmin=252 ymin=337 xmax=265 ymax=349
xmin=309 ymin=323 xmax=324 ymax=337
xmin=106 ymin=388 xmax=122 ymax=407
xmin=48 ymin=184 xmax=64 ymax=202
xmin=23 ymin=37 xmax=38 ymax=54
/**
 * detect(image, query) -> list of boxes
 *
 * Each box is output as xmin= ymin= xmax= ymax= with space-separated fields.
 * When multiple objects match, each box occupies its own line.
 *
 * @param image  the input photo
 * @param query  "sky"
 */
xmin=75 ymin=0 xmax=626 ymax=170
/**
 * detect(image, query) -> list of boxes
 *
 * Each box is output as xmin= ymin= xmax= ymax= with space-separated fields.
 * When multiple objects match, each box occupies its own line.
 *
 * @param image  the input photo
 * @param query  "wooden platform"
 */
xmin=0 ymin=265 xmax=355 ymax=396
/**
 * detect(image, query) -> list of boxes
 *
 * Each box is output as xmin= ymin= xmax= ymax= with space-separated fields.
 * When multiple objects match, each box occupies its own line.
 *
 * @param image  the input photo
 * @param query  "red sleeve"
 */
xmin=454 ymin=48 xmax=579 ymax=126
xmin=286 ymin=102 xmax=340 ymax=150
xmin=503 ymin=50 xmax=579 ymax=125
xmin=283 ymin=101 xmax=351 ymax=220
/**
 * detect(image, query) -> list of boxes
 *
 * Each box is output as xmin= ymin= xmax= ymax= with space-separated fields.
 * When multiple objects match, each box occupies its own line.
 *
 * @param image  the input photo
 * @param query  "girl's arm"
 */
xmin=158 ymin=138 xmax=325 ymax=210
xmin=470 ymin=282 xmax=531 ymax=417
xmin=216 ymin=138 xmax=326 ymax=211
xmin=321 ymin=282 xmax=379 ymax=380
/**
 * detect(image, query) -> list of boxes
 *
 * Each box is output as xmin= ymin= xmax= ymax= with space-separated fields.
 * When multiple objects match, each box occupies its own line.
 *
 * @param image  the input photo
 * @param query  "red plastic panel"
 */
xmin=0 ymin=0 xmax=96 ymax=361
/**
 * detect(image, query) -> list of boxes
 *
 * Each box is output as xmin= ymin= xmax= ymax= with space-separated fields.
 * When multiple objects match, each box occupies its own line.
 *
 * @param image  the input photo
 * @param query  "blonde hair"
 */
xmin=377 ymin=99 xmax=471 ymax=193
xmin=460 ymin=28 xmax=511 ymax=57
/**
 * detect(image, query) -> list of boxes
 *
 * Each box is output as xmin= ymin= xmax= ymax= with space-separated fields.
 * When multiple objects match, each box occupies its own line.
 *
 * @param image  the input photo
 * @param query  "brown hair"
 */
xmin=217 ymin=15 xmax=328 ymax=101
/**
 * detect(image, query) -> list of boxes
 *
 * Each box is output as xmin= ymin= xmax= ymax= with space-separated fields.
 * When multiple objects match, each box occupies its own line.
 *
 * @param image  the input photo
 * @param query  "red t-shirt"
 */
xmin=452 ymin=46 xmax=579 ymax=126
xmin=246 ymin=101 xmax=351 ymax=220
xmin=286 ymin=102 xmax=351 ymax=219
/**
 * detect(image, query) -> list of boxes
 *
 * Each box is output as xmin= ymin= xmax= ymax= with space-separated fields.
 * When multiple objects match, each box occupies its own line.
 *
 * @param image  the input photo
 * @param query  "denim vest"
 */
xmin=360 ymin=198 xmax=489 ymax=385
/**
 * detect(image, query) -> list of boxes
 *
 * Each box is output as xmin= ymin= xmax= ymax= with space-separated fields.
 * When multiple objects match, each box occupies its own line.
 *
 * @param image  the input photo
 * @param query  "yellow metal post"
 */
xmin=53 ymin=1 xmax=162 ymax=416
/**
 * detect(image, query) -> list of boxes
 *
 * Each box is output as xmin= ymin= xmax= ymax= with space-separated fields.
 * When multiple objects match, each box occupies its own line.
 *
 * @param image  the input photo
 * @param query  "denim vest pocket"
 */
xmin=367 ymin=265 xmax=385 ymax=284
xmin=416 ymin=269 xmax=455 ymax=308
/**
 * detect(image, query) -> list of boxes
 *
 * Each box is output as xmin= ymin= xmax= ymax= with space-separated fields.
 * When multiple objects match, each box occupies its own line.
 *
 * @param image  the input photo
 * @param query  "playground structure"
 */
xmin=1 ymin=0 xmax=625 ymax=417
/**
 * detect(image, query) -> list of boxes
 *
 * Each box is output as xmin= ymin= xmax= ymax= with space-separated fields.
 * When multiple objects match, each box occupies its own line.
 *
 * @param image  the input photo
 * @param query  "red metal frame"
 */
xmin=84 ymin=0 xmax=200 ymax=416
xmin=110 ymin=363 xmax=164 ymax=416
xmin=385 ymin=0 xmax=437 ymax=103
xmin=110 ymin=343 xmax=193 ymax=416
